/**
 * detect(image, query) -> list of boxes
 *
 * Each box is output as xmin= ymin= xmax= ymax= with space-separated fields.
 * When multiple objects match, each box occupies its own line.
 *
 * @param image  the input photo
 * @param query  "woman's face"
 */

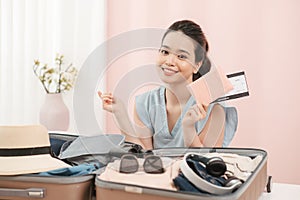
xmin=156 ymin=31 xmax=200 ymax=84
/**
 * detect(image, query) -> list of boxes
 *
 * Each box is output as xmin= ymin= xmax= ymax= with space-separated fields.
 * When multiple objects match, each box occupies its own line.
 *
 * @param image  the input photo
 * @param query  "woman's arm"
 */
xmin=98 ymin=91 xmax=141 ymax=145
xmin=133 ymin=106 xmax=154 ymax=150
xmin=199 ymin=104 xmax=225 ymax=147
xmin=98 ymin=91 xmax=153 ymax=149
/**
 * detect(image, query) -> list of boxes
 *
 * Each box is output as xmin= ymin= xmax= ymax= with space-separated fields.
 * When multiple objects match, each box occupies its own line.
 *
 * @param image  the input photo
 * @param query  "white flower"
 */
xmin=33 ymin=54 xmax=78 ymax=93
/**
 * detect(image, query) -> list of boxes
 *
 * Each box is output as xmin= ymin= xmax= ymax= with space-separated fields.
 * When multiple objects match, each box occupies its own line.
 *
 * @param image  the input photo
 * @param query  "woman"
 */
xmin=99 ymin=20 xmax=237 ymax=150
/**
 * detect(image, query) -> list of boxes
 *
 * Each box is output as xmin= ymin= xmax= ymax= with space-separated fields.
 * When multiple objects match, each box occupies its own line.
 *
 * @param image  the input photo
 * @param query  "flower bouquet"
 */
xmin=33 ymin=54 xmax=78 ymax=93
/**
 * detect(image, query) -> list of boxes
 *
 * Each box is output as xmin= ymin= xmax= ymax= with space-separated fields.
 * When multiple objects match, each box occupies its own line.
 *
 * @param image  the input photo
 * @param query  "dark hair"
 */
xmin=161 ymin=20 xmax=211 ymax=81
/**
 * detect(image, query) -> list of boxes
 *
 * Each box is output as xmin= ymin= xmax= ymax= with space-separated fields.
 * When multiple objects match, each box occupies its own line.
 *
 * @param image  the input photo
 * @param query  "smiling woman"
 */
xmin=98 ymin=20 xmax=238 ymax=150
xmin=0 ymin=0 xmax=105 ymax=130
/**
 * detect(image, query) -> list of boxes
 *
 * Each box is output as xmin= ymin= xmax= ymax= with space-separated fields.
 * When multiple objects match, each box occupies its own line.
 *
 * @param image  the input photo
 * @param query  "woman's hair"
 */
xmin=161 ymin=20 xmax=211 ymax=81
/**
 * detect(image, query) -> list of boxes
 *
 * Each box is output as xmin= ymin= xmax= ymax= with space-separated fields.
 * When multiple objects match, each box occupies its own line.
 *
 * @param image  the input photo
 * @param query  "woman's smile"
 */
xmin=161 ymin=66 xmax=179 ymax=76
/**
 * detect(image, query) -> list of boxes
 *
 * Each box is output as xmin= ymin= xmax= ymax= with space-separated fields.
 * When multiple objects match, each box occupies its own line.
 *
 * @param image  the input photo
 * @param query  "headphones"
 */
xmin=180 ymin=152 xmax=243 ymax=195
xmin=187 ymin=153 xmax=227 ymax=177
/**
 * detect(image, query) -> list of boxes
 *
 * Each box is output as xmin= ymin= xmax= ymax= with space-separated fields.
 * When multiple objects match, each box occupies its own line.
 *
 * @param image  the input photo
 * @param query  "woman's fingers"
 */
xmin=189 ymin=104 xmax=206 ymax=120
xmin=98 ymin=91 xmax=114 ymax=103
xmin=183 ymin=104 xmax=208 ymax=127
xmin=197 ymin=104 xmax=207 ymax=119
xmin=197 ymin=103 xmax=205 ymax=113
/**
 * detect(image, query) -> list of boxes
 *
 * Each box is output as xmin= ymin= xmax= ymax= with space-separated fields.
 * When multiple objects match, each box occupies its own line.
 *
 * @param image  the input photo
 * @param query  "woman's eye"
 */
xmin=177 ymin=54 xmax=187 ymax=60
xmin=159 ymin=49 xmax=169 ymax=55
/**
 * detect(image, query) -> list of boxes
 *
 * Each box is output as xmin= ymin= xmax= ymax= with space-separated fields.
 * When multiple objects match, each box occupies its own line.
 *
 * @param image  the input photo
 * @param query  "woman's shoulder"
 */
xmin=135 ymin=86 xmax=164 ymax=105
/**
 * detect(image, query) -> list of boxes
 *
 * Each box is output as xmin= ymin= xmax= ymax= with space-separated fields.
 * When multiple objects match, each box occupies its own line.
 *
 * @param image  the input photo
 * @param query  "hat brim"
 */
xmin=0 ymin=154 xmax=70 ymax=175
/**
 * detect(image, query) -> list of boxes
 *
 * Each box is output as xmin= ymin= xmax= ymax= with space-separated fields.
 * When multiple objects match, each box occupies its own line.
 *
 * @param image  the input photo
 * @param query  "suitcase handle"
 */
xmin=0 ymin=187 xmax=45 ymax=198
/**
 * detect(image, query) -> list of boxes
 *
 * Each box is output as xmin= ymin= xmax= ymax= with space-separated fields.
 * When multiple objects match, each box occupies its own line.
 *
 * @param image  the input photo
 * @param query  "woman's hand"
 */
xmin=98 ymin=91 xmax=126 ymax=115
xmin=182 ymin=104 xmax=207 ymax=127
xmin=98 ymin=91 xmax=144 ymax=146
xmin=98 ymin=91 xmax=114 ymax=113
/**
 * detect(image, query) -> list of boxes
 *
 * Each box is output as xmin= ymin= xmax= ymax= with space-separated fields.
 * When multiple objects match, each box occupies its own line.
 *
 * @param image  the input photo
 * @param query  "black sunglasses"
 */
xmin=119 ymin=154 xmax=164 ymax=174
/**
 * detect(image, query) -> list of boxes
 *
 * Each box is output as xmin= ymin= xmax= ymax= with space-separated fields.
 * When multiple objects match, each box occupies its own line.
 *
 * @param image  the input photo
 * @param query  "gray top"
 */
xmin=135 ymin=86 xmax=238 ymax=148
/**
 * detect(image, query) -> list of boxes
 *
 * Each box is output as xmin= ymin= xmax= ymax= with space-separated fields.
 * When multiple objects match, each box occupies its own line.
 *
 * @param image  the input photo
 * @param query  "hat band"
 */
xmin=0 ymin=146 xmax=51 ymax=157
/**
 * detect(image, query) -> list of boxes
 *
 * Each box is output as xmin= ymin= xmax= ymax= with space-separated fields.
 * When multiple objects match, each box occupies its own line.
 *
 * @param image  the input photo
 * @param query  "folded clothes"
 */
xmin=173 ymin=173 xmax=208 ymax=194
xmin=58 ymin=134 xmax=125 ymax=159
xmin=98 ymin=157 xmax=181 ymax=191
xmin=37 ymin=162 xmax=102 ymax=176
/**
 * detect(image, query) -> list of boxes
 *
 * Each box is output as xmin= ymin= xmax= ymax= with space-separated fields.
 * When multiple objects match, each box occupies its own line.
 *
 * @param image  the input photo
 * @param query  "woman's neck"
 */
xmin=165 ymin=83 xmax=191 ymax=106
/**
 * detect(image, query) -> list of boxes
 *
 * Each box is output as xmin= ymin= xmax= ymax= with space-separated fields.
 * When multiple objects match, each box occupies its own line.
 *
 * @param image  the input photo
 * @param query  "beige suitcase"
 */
xmin=0 ymin=175 xmax=94 ymax=200
xmin=95 ymin=147 xmax=269 ymax=200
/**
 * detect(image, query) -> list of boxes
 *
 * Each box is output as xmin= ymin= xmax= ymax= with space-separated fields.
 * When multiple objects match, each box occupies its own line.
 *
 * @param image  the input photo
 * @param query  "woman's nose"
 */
xmin=165 ymin=54 xmax=176 ymax=66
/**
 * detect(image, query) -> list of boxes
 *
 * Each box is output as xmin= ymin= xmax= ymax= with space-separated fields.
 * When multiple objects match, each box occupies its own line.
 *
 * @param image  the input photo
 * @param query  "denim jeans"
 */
xmin=37 ymin=162 xmax=102 ymax=176
xmin=173 ymin=172 xmax=208 ymax=193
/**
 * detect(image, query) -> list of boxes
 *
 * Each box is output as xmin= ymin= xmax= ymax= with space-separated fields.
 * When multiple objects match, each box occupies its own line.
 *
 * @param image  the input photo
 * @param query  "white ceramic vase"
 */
xmin=39 ymin=93 xmax=70 ymax=131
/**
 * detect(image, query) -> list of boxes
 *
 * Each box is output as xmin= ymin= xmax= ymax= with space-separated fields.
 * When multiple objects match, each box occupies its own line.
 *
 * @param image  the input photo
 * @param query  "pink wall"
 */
xmin=105 ymin=0 xmax=300 ymax=185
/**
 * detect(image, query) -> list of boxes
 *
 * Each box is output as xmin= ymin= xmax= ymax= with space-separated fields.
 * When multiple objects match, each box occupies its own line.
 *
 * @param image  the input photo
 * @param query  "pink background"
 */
xmin=104 ymin=0 xmax=300 ymax=185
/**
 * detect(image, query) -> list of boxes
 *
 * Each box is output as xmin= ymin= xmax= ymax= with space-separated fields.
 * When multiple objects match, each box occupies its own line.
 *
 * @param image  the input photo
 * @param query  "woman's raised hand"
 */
xmin=182 ymin=103 xmax=207 ymax=127
xmin=98 ymin=91 xmax=114 ymax=112
xmin=97 ymin=91 xmax=126 ymax=115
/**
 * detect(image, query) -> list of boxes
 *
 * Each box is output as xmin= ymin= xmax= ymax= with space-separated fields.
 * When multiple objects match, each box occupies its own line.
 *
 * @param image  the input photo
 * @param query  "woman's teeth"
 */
xmin=162 ymin=67 xmax=178 ymax=74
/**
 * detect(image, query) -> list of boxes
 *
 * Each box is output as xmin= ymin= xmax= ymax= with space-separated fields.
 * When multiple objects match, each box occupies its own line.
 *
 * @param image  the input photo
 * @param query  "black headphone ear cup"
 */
xmin=188 ymin=154 xmax=227 ymax=177
xmin=206 ymin=157 xmax=227 ymax=177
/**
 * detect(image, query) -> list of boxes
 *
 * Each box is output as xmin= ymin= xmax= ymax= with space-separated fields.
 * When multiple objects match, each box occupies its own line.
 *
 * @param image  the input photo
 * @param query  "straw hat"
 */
xmin=0 ymin=125 xmax=70 ymax=175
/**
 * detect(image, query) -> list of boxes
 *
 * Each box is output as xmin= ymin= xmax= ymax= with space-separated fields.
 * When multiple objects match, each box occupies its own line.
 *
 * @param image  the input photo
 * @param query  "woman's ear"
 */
xmin=193 ymin=61 xmax=203 ymax=74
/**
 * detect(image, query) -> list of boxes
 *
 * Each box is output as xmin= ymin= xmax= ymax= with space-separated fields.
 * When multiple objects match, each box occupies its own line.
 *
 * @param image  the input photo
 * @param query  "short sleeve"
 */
xmin=223 ymin=106 xmax=238 ymax=147
xmin=194 ymin=103 xmax=238 ymax=147
xmin=135 ymin=93 xmax=154 ymax=133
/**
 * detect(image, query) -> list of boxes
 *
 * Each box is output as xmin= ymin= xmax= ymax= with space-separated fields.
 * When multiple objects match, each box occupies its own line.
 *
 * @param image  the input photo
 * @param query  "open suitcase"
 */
xmin=0 ymin=132 xmax=95 ymax=200
xmin=95 ymin=147 xmax=268 ymax=200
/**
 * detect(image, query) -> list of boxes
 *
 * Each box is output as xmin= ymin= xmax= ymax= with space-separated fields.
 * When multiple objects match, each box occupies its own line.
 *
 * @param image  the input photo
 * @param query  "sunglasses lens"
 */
xmin=120 ymin=155 xmax=139 ymax=173
xmin=143 ymin=156 xmax=164 ymax=174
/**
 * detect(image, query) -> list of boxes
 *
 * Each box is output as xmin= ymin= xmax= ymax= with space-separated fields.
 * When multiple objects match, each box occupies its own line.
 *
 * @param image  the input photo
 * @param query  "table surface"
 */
xmin=259 ymin=183 xmax=300 ymax=200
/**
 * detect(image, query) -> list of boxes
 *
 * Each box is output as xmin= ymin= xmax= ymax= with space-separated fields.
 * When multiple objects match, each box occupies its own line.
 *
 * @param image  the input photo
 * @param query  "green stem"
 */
xmin=33 ymin=65 xmax=49 ymax=93
xmin=42 ymin=80 xmax=49 ymax=93
xmin=57 ymin=62 xmax=61 ymax=93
